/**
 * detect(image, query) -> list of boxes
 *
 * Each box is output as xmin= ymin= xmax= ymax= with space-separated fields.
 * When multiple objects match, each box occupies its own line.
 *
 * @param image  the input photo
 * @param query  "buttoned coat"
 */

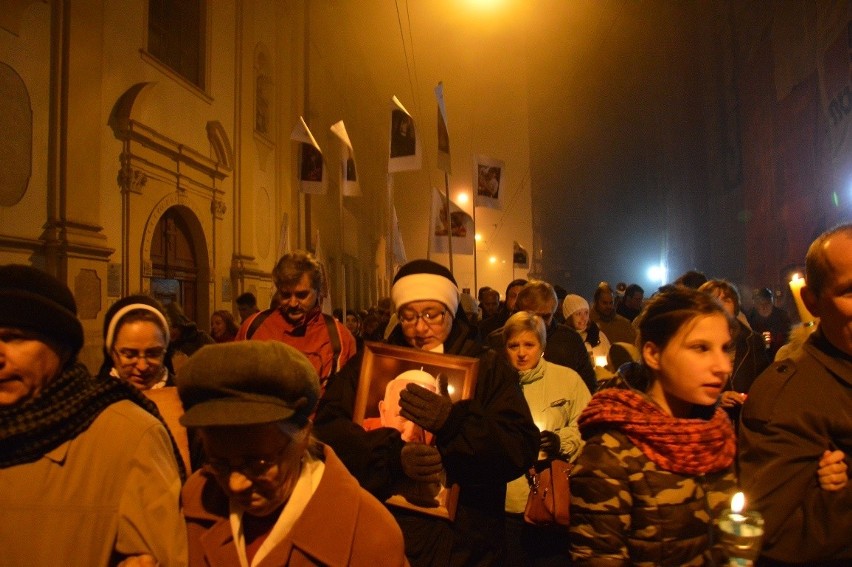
xmin=182 ymin=444 xmax=407 ymax=567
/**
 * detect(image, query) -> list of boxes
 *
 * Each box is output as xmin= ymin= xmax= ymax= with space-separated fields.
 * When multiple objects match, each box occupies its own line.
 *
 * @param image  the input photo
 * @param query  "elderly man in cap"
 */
xmin=315 ymin=259 xmax=538 ymax=567
xmin=178 ymin=340 xmax=406 ymax=567
xmin=0 ymin=265 xmax=186 ymax=567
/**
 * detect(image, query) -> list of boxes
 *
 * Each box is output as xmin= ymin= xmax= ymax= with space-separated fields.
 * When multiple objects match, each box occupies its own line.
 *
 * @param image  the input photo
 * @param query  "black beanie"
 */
xmin=0 ymin=264 xmax=84 ymax=357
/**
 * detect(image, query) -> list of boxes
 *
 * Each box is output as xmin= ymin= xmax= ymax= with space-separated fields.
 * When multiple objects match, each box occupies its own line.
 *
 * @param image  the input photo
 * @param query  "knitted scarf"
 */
xmin=518 ymin=357 xmax=547 ymax=386
xmin=579 ymin=387 xmax=736 ymax=475
xmin=0 ymin=362 xmax=187 ymax=480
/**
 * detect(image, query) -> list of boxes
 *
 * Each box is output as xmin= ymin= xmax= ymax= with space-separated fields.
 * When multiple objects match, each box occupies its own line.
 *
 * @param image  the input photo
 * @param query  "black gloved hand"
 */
xmin=539 ymin=430 xmax=561 ymax=459
xmin=399 ymin=382 xmax=452 ymax=432
xmin=400 ymin=442 xmax=443 ymax=483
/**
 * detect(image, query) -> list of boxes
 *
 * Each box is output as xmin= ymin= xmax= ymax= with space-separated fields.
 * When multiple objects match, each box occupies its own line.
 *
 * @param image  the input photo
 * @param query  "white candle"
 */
xmin=594 ymin=355 xmax=608 ymax=367
xmin=788 ymin=274 xmax=816 ymax=325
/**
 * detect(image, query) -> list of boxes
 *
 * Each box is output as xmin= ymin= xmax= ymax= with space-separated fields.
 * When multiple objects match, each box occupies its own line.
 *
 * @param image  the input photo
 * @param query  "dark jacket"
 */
xmin=488 ymin=322 xmax=596 ymax=395
xmin=739 ymin=329 xmax=852 ymax=564
xmin=724 ymin=319 xmax=771 ymax=427
xmin=314 ymin=312 xmax=538 ymax=567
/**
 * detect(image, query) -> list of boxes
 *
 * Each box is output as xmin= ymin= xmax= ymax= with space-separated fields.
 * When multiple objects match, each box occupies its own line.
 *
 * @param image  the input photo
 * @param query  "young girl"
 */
xmin=570 ymin=287 xmax=740 ymax=564
xmin=570 ymin=287 xmax=846 ymax=564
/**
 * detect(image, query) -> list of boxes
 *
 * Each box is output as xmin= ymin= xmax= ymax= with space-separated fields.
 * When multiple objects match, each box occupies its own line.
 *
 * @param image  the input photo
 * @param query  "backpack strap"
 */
xmin=322 ymin=313 xmax=342 ymax=376
xmin=245 ymin=309 xmax=274 ymax=340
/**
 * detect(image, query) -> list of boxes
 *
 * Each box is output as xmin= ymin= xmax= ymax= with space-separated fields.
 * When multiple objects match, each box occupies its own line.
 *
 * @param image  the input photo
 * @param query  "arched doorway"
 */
xmin=149 ymin=206 xmax=204 ymax=326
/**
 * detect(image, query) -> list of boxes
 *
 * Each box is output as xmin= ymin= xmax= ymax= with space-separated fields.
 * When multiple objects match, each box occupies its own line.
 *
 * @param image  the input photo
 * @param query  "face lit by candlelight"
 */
xmin=802 ymin=231 xmax=852 ymax=357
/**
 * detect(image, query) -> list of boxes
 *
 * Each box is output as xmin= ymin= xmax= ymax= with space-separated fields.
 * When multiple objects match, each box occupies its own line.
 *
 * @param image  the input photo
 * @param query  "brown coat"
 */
xmin=182 ymin=444 xmax=408 ymax=567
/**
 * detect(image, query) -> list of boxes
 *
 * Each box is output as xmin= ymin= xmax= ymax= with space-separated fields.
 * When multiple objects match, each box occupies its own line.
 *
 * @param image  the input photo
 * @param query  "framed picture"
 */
xmin=353 ymin=342 xmax=480 ymax=521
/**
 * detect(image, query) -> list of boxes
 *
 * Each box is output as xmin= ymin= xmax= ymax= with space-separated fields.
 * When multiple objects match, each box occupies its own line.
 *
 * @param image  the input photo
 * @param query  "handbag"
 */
xmin=523 ymin=458 xmax=571 ymax=526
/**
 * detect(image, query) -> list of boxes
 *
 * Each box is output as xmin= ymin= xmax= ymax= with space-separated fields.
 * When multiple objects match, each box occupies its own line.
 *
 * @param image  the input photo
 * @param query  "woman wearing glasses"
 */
xmin=99 ymin=295 xmax=195 ymax=472
xmin=315 ymin=259 xmax=538 ymax=567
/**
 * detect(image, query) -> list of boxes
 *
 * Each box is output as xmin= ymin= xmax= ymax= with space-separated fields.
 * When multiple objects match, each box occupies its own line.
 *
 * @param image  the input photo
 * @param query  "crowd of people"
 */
xmin=1 ymin=224 xmax=850 ymax=566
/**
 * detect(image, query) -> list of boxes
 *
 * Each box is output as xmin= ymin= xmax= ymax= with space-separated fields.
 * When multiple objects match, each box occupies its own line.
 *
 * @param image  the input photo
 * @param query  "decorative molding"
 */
xmin=211 ymin=199 xmax=227 ymax=219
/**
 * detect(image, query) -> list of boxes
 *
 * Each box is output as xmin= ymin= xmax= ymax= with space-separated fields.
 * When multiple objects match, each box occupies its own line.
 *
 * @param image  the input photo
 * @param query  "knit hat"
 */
xmin=177 ymin=341 xmax=320 ymax=428
xmin=391 ymin=259 xmax=459 ymax=314
xmin=562 ymin=294 xmax=589 ymax=319
xmin=0 ymin=264 xmax=83 ymax=357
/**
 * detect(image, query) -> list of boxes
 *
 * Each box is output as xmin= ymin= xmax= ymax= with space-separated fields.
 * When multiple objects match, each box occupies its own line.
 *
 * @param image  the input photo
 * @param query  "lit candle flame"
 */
xmin=731 ymin=491 xmax=745 ymax=514
xmin=594 ymin=355 xmax=608 ymax=367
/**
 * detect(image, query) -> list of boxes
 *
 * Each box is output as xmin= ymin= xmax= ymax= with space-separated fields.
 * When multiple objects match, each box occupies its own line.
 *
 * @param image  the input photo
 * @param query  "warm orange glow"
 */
xmin=475 ymin=233 xmax=482 ymax=241
xmin=457 ymin=192 xmax=469 ymax=205
xmin=489 ymin=256 xmax=497 ymax=264
xmin=464 ymin=0 xmax=507 ymax=9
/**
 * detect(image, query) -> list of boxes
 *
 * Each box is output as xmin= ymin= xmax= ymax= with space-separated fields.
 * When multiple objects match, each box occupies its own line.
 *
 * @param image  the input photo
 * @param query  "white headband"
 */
xmin=391 ymin=273 xmax=459 ymax=315
xmin=105 ymin=303 xmax=171 ymax=351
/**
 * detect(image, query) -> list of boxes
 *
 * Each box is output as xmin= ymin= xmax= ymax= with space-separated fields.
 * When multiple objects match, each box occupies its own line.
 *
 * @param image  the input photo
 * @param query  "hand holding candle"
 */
xmin=718 ymin=492 xmax=764 ymax=566
xmin=788 ymin=273 xmax=816 ymax=326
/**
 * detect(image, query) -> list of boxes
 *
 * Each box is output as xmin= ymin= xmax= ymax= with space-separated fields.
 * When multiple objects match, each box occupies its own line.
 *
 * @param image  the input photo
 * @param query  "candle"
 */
xmin=788 ymin=274 xmax=816 ymax=326
xmin=594 ymin=355 xmax=608 ymax=367
xmin=717 ymin=492 xmax=765 ymax=566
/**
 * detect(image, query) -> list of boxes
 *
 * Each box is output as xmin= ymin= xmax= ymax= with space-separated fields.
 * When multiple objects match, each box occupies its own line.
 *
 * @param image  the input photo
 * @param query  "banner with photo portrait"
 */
xmin=430 ymin=188 xmax=474 ymax=255
xmin=388 ymin=96 xmax=422 ymax=173
xmin=474 ymin=155 xmax=505 ymax=210
xmin=290 ymin=116 xmax=327 ymax=194
xmin=513 ymin=241 xmax=529 ymax=269
xmin=330 ymin=120 xmax=361 ymax=197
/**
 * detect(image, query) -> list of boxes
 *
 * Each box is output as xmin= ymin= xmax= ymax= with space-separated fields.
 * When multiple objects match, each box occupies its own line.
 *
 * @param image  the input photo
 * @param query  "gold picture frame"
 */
xmin=353 ymin=342 xmax=480 ymax=521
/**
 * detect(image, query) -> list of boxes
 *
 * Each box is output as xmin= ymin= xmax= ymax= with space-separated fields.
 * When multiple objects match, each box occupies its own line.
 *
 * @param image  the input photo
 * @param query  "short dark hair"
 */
xmin=698 ymin=279 xmax=741 ymax=315
xmin=235 ymin=292 xmax=257 ymax=308
xmin=505 ymin=279 xmax=528 ymax=296
xmin=625 ymin=283 xmax=644 ymax=298
xmin=674 ymin=270 xmax=708 ymax=289
xmin=593 ymin=283 xmax=613 ymax=303
xmin=516 ymin=280 xmax=557 ymax=312
xmin=272 ymin=250 xmax=324 ymax=292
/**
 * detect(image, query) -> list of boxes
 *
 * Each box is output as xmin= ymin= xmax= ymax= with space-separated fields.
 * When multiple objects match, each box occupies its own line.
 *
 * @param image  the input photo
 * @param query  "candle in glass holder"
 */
xmin=717 ymin=492 xmax=764 ymax=566
xmin=788 ymin=274 xmax=816 ymax=326
xmin=533 ymin=420 xmax=547 ymax=461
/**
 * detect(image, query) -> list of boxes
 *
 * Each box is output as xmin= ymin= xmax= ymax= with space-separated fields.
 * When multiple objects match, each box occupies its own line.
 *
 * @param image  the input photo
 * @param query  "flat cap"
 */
xmin=177 ymin=341 xmax=320 ymax=428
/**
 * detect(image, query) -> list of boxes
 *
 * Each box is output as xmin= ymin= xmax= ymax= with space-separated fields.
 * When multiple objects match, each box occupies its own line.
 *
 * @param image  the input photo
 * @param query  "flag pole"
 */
xmin=338 ymin=158 xmax=346 ymax=318
xmin=472 ymin=202 xmax=478 ymax=297
xmin=444 ymin=173 xmax=453 ymax=274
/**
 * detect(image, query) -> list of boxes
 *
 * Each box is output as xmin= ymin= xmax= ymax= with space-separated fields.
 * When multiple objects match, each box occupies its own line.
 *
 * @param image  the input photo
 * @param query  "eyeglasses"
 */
xmin=115 ymin=348 xmax=166 ymax=364
xmin=203 ymin=450 xmax=285 ymax=480
xmin=399 ymin=309 xmax=449 ymax=327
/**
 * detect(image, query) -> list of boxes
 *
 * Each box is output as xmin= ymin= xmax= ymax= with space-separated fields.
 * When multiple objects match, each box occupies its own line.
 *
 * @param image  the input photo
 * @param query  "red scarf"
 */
xmin=579 ymin=388 xmax=736 ymax=475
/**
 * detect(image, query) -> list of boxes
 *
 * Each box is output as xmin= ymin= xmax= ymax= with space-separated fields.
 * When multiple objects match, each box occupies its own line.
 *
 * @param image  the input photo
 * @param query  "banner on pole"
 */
xmin=330 ymin=120 xmax=361 ymax=197
xmin=474 ymin=155 xmax=505 ymax=210
xmin=291 ymin=117 xmax=327 ymax=194
xmin=430 ymin=188 xmax=474 ymax=255
xmin=388 ymin=96 xmax=422 ymax=173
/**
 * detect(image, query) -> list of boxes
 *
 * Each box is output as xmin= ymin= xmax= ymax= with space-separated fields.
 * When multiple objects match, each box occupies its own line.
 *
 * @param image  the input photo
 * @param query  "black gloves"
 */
xmin=400 ymin=442 xmax=443 ymax=483
xmin=399 ymin=381 xmax=453 ymax=432
xmin=539 ymin=430 xmax=561 ymax=459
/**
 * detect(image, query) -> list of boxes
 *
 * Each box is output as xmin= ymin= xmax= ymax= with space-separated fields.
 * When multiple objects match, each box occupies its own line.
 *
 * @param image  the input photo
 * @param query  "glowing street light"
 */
xmin=647 ymin=265 xmax=667 ymax=285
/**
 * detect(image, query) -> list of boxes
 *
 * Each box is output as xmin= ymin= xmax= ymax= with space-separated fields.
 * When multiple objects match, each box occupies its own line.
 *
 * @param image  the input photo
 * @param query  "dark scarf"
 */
xmin=579 ymin=387 xmax=736 ymax=475
xmin=0 ymin=362 xmax=187 ymax=480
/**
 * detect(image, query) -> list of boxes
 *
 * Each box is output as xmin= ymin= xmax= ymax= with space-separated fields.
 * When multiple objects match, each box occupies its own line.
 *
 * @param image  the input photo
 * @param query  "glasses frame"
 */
xmin=114 ymin=347 xmax=167 ymax=365
xmin=398 ymin=309 xmax=449 ymax=327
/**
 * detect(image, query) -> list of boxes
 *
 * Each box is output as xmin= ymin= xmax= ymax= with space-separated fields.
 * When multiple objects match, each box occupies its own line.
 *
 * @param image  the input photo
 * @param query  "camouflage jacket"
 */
xmin=569 ymin=428 xmax=736 ymax=566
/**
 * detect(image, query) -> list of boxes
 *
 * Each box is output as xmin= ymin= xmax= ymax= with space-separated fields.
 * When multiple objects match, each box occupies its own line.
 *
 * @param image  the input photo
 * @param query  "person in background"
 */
xmin=315 ymin=259 xmax=538 ymax=566
xmin=562 ymin=293 xmax=612 ymax=367
xmin=178 ymin=341 xmax=406 ymax=566
xmin=502 ymin=311 xmax=590 ymax=567
xmin=210 ymin=309 xmax=239 ymax=343
xmin=99 ymin=294 xmax=196 ymax=473
xmin=479 ymin=279 xmax=529 ymax=339
xmin=235 ymin=291 xmax=260 ymax=323
xmin=616 ymin=283 xmax=644 ymax=322
xmin=497 ymin=281 xmax=597 ymax=394
xmin=165 ymin=302 xmax=215 ymax=373
xmin=747 ymin=287 xmax=791 ymax=361
xmin=698 ymin=279 xmax=770 ymax=428
xmin=590 ymin=283 xmax=637 ymax=345
xmin=236 ymin=250 xmax=356 ymax=397
xmin=478 ymin=286 xmax=500 ymax=321
xmin=0 ymin=265 xmax=186 ymax=566
xmin=739 ymin=223 xmax=852 ymax=565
